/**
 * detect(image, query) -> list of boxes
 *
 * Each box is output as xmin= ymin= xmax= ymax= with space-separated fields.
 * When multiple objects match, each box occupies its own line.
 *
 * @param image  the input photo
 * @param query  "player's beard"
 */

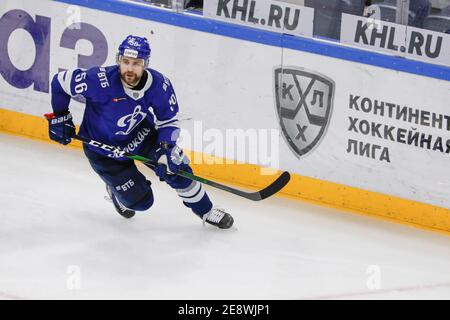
xmin=121 ymin=71 xmax=141 ymax=87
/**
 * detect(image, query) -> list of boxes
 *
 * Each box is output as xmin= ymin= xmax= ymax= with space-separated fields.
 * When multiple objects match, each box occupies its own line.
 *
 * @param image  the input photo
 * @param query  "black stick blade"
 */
xmin=250 ymin=171 xmax=291 ymax=201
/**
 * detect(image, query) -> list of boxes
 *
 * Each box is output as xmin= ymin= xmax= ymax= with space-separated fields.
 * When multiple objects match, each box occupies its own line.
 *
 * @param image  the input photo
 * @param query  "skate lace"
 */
xmin=202 ymin=208 xmax=226 ymax=225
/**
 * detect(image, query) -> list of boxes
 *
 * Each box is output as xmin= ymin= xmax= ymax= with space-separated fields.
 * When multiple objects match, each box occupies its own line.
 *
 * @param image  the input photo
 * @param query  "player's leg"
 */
xmin=83 ymin=145 xmax=154 ymax=218
xmin=160 ymin=165 xmax=212 ymax=216
xmin=163 ymin=166 xmax=234 ymax=229
xmin=142 ymin=143 xmax=233 ymax=228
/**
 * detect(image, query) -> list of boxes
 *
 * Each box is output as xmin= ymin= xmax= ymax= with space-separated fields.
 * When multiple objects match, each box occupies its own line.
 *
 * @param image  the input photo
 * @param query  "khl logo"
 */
xmin=115 ymin=105 xmax=147 ymax=135
xmin=274 ymin=66 xmax=335 ymax=158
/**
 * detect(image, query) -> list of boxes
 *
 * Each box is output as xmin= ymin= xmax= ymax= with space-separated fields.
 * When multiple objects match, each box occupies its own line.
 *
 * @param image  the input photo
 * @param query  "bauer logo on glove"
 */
xmin=44 ymin=111 xmax=76 ymax=145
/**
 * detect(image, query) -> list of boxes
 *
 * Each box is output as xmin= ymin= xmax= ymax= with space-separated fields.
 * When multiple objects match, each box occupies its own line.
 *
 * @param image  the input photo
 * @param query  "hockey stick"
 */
xmin=71 ymin=133 xmax=290 ymax=201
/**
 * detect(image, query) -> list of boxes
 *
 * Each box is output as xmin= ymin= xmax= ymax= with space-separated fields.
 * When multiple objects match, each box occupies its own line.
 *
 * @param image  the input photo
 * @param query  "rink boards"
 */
xmin=0 ymin=0 xmax=449 ymax=233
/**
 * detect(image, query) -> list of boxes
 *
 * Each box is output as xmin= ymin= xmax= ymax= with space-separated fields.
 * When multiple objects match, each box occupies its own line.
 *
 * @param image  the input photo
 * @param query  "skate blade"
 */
xmin=202 ymin=224 xmax=238 ymax=231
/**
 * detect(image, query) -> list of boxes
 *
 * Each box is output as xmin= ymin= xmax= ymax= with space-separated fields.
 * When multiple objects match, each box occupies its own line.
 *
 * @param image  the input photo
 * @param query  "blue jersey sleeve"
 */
xmin=150 ymin=74 xmax=181 ymax=145
xmin=51 ymin=67 xmax=109 ymax=114
xmin=51 ymin=74 xmax=71 ymax=115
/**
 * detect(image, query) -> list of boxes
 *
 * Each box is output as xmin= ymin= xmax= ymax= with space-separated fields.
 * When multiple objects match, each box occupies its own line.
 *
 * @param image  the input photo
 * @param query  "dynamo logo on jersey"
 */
xmin=274 ymin=66 xmax=335 ymax=158
xmin=115 ymin=105 xmax=147 ymax=135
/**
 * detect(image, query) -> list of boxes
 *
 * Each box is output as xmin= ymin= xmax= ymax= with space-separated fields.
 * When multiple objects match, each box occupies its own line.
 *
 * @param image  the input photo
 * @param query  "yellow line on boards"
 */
xmin=1 ymin=108 xmax=449 ymax=235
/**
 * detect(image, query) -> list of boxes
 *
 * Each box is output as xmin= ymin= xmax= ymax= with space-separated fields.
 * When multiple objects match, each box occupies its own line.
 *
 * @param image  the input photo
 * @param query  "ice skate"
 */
xmin=202 ymin=207 xmax=234 ymax=229
xmin=106 ymin=185 xmax=135 ymax=219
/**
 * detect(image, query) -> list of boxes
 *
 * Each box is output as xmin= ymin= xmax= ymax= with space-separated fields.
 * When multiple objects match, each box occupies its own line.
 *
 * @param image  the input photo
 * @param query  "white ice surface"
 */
xmin=0 ymin=133 xmax=449 ymax=300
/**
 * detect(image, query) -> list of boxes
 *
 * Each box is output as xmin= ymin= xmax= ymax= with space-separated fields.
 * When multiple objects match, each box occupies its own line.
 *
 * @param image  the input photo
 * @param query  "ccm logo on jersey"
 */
xmin=87 ymin=141 xmax=127 ymax=158
xmin=115 ymin=105 xmax=147 ymax=135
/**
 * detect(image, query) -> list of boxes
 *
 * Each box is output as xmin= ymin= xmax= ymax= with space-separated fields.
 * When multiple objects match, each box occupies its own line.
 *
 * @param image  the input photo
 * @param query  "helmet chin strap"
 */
xmin=120 ymin=78 xmax=135 ymax=89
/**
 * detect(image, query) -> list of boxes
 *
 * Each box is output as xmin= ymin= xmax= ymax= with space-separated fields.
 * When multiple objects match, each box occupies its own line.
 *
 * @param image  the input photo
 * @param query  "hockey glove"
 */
xmin=45 ymin=111 xmax=76 ymax=145
xmin=154 ymin=142 xmax=189 ymax=180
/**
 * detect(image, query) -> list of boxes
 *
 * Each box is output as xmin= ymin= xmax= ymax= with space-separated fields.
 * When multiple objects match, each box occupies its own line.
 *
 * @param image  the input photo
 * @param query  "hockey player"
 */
xmin=45 ymin=35 xmax=233 ymax=229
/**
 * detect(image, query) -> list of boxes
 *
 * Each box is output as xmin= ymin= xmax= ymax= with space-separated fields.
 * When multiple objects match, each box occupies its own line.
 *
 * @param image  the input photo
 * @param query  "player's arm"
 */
xmin=150 ymin=77 xmax=188 ymax=177
xmin=46 ymin=68 xmax=97 ymax=145
xmin=151 ymin=76 xmax=181 ymax=146
xmin=51 ymin=68 xmax=97 ymax=110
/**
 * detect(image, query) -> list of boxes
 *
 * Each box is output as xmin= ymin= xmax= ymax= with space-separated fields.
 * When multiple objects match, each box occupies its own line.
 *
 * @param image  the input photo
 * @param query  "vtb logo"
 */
xmin=274 ymin=66 xmax=335 ymax=158
xmin=115 ymin=105 xmax=147 ymax=135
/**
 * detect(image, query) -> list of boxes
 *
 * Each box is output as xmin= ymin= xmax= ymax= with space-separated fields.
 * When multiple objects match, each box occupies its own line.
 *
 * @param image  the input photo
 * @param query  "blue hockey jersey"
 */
xmin=51 ymin=65 xmax=180 ymax=160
